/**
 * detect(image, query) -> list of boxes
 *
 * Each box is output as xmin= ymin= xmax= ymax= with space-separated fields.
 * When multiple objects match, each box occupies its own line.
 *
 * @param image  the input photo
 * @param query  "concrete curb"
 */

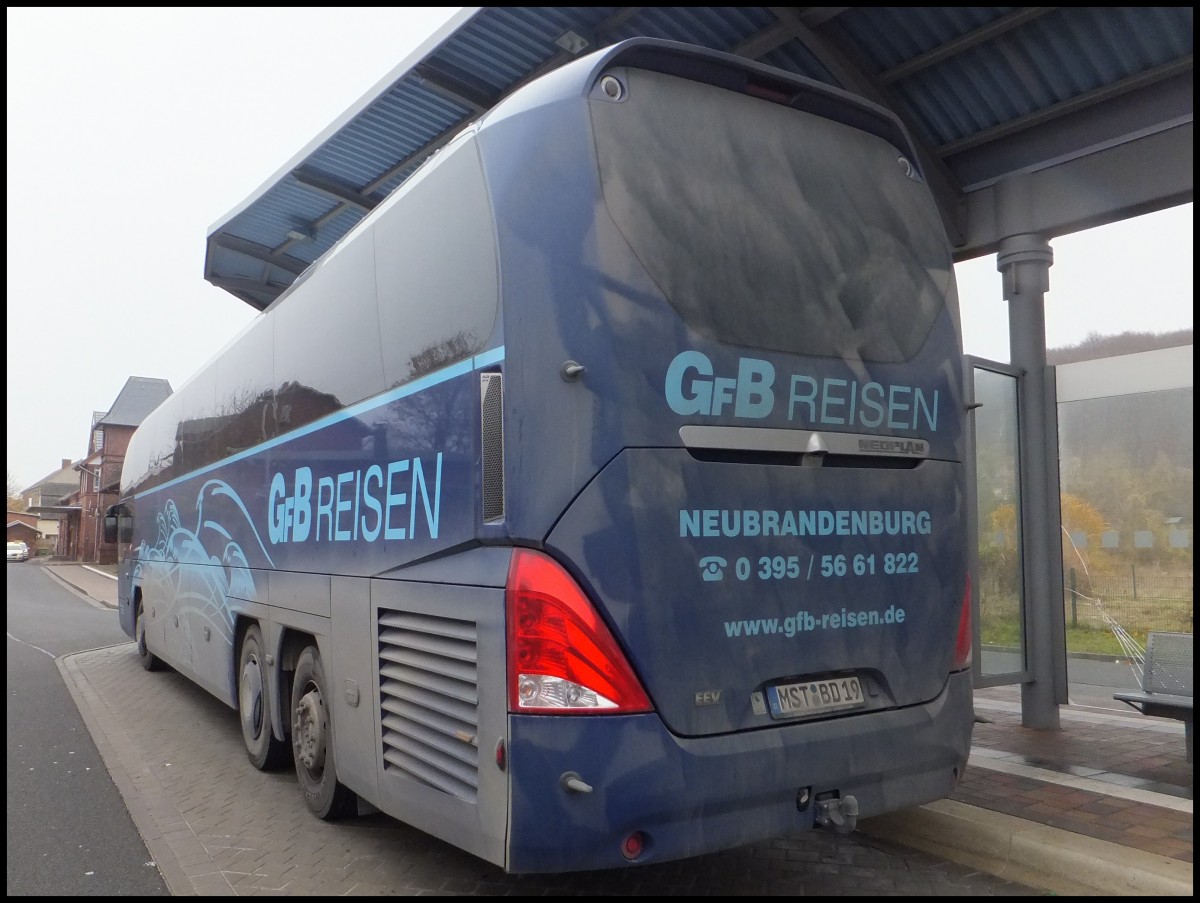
xmin=41 ymin=563 xmax=117 ymax=609
xmin=80 ymin=564 xmax=118 ymax=580
xmin=56 ymin=647 xmax=201 ymax=896
xmin=860 ymin=798 xmax=1192 ymax=897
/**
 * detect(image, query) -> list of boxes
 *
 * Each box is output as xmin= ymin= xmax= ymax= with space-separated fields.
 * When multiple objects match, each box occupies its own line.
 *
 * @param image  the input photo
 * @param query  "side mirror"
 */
xmin=103 ymin=511 xmax=119 ymax=544
xmin=103 ymin=504 xmax=133 ymax=545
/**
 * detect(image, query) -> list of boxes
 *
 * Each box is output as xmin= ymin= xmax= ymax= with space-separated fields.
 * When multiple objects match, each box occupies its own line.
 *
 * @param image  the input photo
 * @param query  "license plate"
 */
xmin=767 ymin=675 xmax=866 ymax=719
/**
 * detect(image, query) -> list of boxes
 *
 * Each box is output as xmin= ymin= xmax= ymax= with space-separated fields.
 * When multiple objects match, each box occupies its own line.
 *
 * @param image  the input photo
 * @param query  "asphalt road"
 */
xmin=5 ymin=560 xmax=169 ymax=896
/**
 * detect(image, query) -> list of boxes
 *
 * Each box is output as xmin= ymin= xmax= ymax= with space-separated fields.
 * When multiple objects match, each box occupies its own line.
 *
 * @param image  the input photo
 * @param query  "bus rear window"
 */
xmin=591 ymin=67 xmax=954 ymax=363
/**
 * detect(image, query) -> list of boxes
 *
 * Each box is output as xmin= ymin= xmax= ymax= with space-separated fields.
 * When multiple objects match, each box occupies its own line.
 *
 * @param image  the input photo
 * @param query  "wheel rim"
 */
xmin=136 ymin=614 xmax=147 ymax=656
xmin=240 ymin=655 xmax=265 ymax=739
xmin=293 ymin=685 xmax=327 ymax=772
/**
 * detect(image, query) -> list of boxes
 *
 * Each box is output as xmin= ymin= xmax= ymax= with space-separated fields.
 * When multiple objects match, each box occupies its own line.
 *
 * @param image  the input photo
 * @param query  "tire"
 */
xmin=291 ymin=645 xmax=357 ymax=819
xmin=238 ymin=625 xmax=289 ymax=771
xmin=135 ymin=604 xmax=164 ymax=672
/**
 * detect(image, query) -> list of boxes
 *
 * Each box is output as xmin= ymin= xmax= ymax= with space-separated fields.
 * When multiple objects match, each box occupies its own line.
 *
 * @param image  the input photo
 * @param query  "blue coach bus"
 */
xmin=111 ymin=38 xmax=973 ymax=874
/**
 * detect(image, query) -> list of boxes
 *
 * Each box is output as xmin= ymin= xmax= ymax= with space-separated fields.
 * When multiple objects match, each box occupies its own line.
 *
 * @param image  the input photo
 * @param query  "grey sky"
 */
xmin=6 ymin=7 xmax=1192 ymax=491
xmin=956 ymin=205 xmax=1192 ymax=364
xmin=6 ymin=7 xmax=462 ymax=490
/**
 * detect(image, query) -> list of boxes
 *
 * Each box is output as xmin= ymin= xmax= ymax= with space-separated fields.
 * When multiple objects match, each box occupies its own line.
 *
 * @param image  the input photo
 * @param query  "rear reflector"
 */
xmin=621 ymin=831 xmax=647 ymax=860
xmin=953 ymin=574 xmax=973 ymax=670
xmin=506 ymin=549 xmax=651 ymax=714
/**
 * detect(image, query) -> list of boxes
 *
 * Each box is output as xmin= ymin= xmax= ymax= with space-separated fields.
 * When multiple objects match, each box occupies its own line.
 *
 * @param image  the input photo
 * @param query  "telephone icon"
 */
xmin=699 ymin=556 xmax=727 ymax=582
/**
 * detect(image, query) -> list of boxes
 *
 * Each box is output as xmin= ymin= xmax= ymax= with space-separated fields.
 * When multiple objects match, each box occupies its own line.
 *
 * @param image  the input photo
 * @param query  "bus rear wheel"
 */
xmin=238 ymin=625 xmax=288 ymax=770
xmin=135 ymin=604 xmax=164 ymax=672
xmin=291 ymin=645 xmax=356 ymax=819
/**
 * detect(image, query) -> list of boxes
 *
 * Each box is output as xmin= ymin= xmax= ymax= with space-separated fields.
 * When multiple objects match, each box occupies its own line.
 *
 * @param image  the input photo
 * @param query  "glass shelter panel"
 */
xmin=1058 ymin=384 xmax=1194 ymax=663
xmin=972 ymin=364 xmax=1027 ymax=682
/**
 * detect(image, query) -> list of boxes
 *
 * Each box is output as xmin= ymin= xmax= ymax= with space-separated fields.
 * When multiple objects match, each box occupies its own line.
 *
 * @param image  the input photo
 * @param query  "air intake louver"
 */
xmin=378 ymin=608 xmax=479 ymax=801
xmin=480 ymin=372 xmax=504 ymax=522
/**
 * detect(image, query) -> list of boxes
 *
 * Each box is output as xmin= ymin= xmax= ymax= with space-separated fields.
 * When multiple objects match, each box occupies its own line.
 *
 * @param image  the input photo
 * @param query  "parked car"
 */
xmin=7 ymin=541 xmax=30 ymax=562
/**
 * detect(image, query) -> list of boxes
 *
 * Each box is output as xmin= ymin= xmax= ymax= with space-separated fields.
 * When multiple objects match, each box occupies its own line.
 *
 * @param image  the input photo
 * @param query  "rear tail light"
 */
xmin=952 ymin=574 xmax=973 ymax=670
xmin=506 ymin=549 xmax=651 ymax=714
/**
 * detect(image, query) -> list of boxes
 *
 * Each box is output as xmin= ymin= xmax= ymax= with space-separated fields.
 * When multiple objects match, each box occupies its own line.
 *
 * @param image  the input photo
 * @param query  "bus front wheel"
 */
xmin=238 ymin=625 xmax=288 ymax=771
xmin=135 ymin=604 xmax=163 ymax=672
xmin=290 ymin=645 xmax=356 ymax=819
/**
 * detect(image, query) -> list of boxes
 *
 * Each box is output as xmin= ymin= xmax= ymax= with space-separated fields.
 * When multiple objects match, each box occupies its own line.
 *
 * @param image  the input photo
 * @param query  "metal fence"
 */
xmin=1065 ymin=569 xmax=1193 ymax=635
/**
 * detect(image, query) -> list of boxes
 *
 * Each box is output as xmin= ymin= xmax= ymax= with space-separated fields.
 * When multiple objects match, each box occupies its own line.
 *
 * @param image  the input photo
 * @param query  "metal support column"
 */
xmin=997 ymin=228 xmax=1066 ymax=729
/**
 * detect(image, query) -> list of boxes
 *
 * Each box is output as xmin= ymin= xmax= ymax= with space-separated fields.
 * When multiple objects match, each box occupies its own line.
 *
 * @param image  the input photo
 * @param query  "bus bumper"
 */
xmin=504 ymin=668 xmax=972 ymax=873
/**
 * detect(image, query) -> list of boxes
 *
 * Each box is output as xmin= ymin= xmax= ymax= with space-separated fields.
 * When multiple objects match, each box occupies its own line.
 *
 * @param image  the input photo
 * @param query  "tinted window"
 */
xmin=591 ymin=67 xmax=953 ymax=362
xmin=122 ymin=135 xmax=499 ymax=494
xmin=212 ymin=315 xmax=276 ymax=451
xmin=273 ymin=232 xmax=385 ymax=421
xmin=374 ymin=134 xmax=499 ymax=388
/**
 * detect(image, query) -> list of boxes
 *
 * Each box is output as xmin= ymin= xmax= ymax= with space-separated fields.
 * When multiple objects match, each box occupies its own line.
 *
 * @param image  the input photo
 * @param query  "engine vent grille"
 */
xmin=378 ymin=608 xmax=479 ymax=801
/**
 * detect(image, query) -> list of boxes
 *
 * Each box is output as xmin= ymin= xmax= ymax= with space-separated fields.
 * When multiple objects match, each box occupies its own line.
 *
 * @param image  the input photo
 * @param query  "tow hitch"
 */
xmin=814 ymin=794 xmax=859 ymax=834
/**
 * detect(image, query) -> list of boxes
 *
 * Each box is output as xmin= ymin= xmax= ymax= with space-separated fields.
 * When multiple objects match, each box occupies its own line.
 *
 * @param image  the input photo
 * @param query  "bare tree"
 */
xmin=7 ymin=471 xmax=28 ymax=511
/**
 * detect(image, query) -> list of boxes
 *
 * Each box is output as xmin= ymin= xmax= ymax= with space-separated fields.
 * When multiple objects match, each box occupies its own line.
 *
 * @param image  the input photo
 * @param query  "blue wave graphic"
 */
xmin=134 ymin=480 xmax=273 ymax=651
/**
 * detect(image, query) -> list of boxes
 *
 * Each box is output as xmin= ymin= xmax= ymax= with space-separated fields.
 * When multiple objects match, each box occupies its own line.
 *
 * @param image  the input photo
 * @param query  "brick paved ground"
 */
xmin=962 ymin=697 xmax=1192 ymax=864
